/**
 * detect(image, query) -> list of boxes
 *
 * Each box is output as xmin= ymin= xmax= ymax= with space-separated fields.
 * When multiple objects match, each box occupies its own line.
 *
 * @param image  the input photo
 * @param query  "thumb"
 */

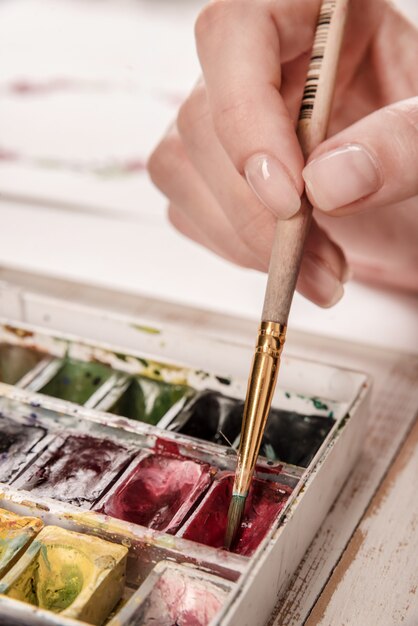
xmin=302 ymin=98 xmax=418 ymax=215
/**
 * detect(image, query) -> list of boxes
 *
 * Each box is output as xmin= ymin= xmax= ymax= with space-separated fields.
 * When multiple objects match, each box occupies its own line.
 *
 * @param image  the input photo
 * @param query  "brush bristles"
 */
xmin=224 ymin=495 xmax=246 ymax=550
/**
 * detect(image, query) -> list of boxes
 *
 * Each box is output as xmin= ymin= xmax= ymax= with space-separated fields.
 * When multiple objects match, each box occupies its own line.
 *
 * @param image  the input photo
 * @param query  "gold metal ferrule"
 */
xmin=233 ymin=321 xmax=287 ymax=496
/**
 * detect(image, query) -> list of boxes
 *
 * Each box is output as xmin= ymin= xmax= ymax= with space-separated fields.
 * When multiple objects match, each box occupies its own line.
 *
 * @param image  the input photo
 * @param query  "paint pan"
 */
xmin=0 ymin=508 xmax=44 ymax=578
xmin=13 ymin=432 xmax=136 ymax=507
xmin=260 ymin=409 xmax=335 ymax=466
xmin=180 ymin=473 xmax=292 ymax=557
xmin=0 ymin=414 xmax=47 ymax=483
xmin=97 ymin=452 xmax=213 ymax=533
xmin=0 ymin=344 xmax=46 ymax=386
xmin=38 ymin=358 xmax=113 ymax=405
xmin=0 ymin=525 xmax=128 ymax=625
xmin=171 ymin=390 xmax=335 ymax=466
xmin=107 ymin=561 xmax=232 ymax=626
xmin=105 ymin=375 xmax=194 ymax=426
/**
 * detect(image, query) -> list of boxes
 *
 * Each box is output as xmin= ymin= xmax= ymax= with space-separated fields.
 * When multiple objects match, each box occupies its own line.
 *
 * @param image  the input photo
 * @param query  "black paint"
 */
xmin=173 ymin=390 xmax=243 ymax=447
xmin=173 ymin=391 xmax=335 ymax=467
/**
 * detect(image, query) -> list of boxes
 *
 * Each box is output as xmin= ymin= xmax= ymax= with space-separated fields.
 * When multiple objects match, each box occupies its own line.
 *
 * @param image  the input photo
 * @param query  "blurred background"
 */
xmin=0 ymin=0 xmax=416 ymax=350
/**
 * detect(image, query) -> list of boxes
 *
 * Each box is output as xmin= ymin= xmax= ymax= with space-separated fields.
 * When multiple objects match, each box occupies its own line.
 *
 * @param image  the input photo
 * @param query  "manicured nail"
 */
xmin=301 ymin=252 xmax=344 ymax=307
xmin=303 ymin=144 xmax=382 ymax=212
xmin=245 ymin=154 xmax=301 ymax=219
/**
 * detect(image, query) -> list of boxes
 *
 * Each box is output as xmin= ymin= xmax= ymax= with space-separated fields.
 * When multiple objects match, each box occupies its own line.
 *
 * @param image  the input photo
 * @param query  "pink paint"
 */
xmin=140 ymin=567 xmax=227 ymax=626
xmin=7 ymin=78 xmax=72 ymax=95
xmin=100 ymin=454 xmax=212 ymax=533
xmin=0 ymin=147 xmax=19 ymax=162
xmin=182 ymin=474 xmax=292 ymax=556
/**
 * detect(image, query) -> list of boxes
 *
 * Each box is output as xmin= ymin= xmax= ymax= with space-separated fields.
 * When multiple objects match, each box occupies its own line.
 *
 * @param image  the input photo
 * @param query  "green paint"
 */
xmin=0 ymin=344 xmax=44 ymax=385
xmin=4 ymin=541 xmax=85 ymax=611
xmin=130 ymin=324 xmax=161 ymax=335
xmin=110 ymin=376 xmax=193 ymax=425
xmin=285 ymin=392 xmax=291 ymax=399
xmin=312 ymin=398 xmax=329 ymax=411
xmin=40 ymin=358 xmax=112 ymax=405
xmin=215 ymin=376 xmax=231 ymax=386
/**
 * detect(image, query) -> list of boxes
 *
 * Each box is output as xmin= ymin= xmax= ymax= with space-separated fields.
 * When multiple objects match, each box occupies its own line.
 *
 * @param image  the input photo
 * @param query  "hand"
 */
xmin=148 ymin=0 xmax=418 ymax=307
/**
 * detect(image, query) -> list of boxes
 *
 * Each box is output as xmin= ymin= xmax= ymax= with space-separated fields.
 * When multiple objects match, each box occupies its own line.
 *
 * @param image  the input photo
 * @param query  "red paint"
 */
xmin=154 ymin=437 xmax=181 ymax=457
xmin=101 ymin=454 xmax=212 ymax=533
xmin=182 ymin=474 xmax=292 ymax=556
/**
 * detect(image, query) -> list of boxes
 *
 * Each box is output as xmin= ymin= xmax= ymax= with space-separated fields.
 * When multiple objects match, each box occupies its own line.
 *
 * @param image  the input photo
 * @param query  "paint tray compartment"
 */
xmin=26 ymin=358 xmax=115 ymax=407
xmin=96 ymin=375 xmax=194 ymax=426
xmin=0 ymin=414 xmax=49 ymax=484
xmin=107 ymin=560 xmax=233 ymax=626
xmin=0 ymin=525 xmax=128 ymax=625
xmin=169 ymin=389 xmax=336 ymax=466
xmin=179 ymin=472 xmax=293 ymax=557
xmin=0 ymin=315 xmax=370 ymax=626
xmin=0 ymin=508 xmax=44 ymax=577
xmin=13 ymin=431 xmax=137 ymax=508
xmin=96 ymin=450 xmax=214 ymax=533
xmin=0 ymin=343 xmax=47 ymax=386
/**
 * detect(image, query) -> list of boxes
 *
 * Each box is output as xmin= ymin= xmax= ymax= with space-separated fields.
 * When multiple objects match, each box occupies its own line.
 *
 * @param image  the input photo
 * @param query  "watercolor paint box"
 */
xmin=0 ymin=298 xmax=370 ymax=626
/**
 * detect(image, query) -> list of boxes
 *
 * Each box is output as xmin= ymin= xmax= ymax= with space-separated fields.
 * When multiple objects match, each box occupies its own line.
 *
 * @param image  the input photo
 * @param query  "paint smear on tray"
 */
xmin=100 ymin=454 xmax=212 ymax=533
xmin=182 ymin=474 xmax=292 ymax=557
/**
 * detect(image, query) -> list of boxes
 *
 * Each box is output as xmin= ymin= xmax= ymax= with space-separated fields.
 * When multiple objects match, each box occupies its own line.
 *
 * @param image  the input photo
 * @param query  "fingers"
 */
xmin=177 ymin=85 xmax=291 ymax=257
xmin=194 ymin=0 xmax=326 ymax=218
xmin=303 ymin=97 xmax=418 ymax=215
xmin=148 ymin=124 xmax=349 ymax=307
xmin=297 ymin=219 xmax=348 ymax=307
xmin=148 ymin=128 xmax=266 ymax=271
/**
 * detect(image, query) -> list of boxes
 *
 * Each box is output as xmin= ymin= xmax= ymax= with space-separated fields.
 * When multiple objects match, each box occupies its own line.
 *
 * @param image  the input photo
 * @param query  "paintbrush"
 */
xmin=225 ymin=0 xmax=350 ymax=549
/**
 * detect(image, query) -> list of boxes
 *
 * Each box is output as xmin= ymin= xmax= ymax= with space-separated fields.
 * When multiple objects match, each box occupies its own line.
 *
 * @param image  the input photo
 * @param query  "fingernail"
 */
xmin=303 ymin=144 xmax=382 ymax=212
xmin=301 ymin=252 xmax=344 ymax=307
xmin=245 ymin=154 xmax=301 ymax=219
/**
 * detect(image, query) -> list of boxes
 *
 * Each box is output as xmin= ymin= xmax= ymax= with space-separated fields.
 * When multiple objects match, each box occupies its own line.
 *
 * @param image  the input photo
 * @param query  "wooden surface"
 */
xmin=270 ymin=350 xmax=418 ymax=625
xmin=306 ymin=418 xmax=418 ymax=625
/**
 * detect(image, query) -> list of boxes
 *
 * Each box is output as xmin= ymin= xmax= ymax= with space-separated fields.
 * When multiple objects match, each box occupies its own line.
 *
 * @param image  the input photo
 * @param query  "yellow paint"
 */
xmin=0 ymin=525 xmax=128 ymax=625
xmin=0 ymin=508 xmax=43 ymax=578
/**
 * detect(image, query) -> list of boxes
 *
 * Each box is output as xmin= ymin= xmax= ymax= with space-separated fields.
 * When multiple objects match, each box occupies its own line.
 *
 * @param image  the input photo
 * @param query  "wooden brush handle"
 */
xmin=262 ymin=0 xmax=349 ymax=323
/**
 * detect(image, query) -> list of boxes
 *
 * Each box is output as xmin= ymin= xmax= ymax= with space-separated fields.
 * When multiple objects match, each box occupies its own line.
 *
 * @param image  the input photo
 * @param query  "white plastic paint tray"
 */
xmin=0 ymin=282 xmax=370 ymax=626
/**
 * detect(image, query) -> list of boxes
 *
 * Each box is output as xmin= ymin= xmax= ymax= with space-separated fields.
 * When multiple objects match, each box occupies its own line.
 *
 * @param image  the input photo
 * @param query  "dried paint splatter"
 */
xmin=0 ymin=145 xmax=146 ymax=178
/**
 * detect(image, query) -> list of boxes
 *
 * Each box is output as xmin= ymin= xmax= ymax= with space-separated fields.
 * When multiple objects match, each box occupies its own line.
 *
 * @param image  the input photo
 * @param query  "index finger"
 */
xmin=195 ymin=0 xmax=322 ymax=208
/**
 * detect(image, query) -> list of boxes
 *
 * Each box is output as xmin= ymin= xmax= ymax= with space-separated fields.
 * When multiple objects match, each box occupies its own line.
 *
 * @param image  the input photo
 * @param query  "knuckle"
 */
xmin=147 ymin=134 xmax=185 ymax=189
xmin=234 ymin=207 xmax=274 ymax=254
xmin=195 ymin=2 xmax=231 ymax=43
xmin=212 ymin=97 xmax=255 ymax=152
xmin=176 ymin=87 xmax=209 ymax=142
